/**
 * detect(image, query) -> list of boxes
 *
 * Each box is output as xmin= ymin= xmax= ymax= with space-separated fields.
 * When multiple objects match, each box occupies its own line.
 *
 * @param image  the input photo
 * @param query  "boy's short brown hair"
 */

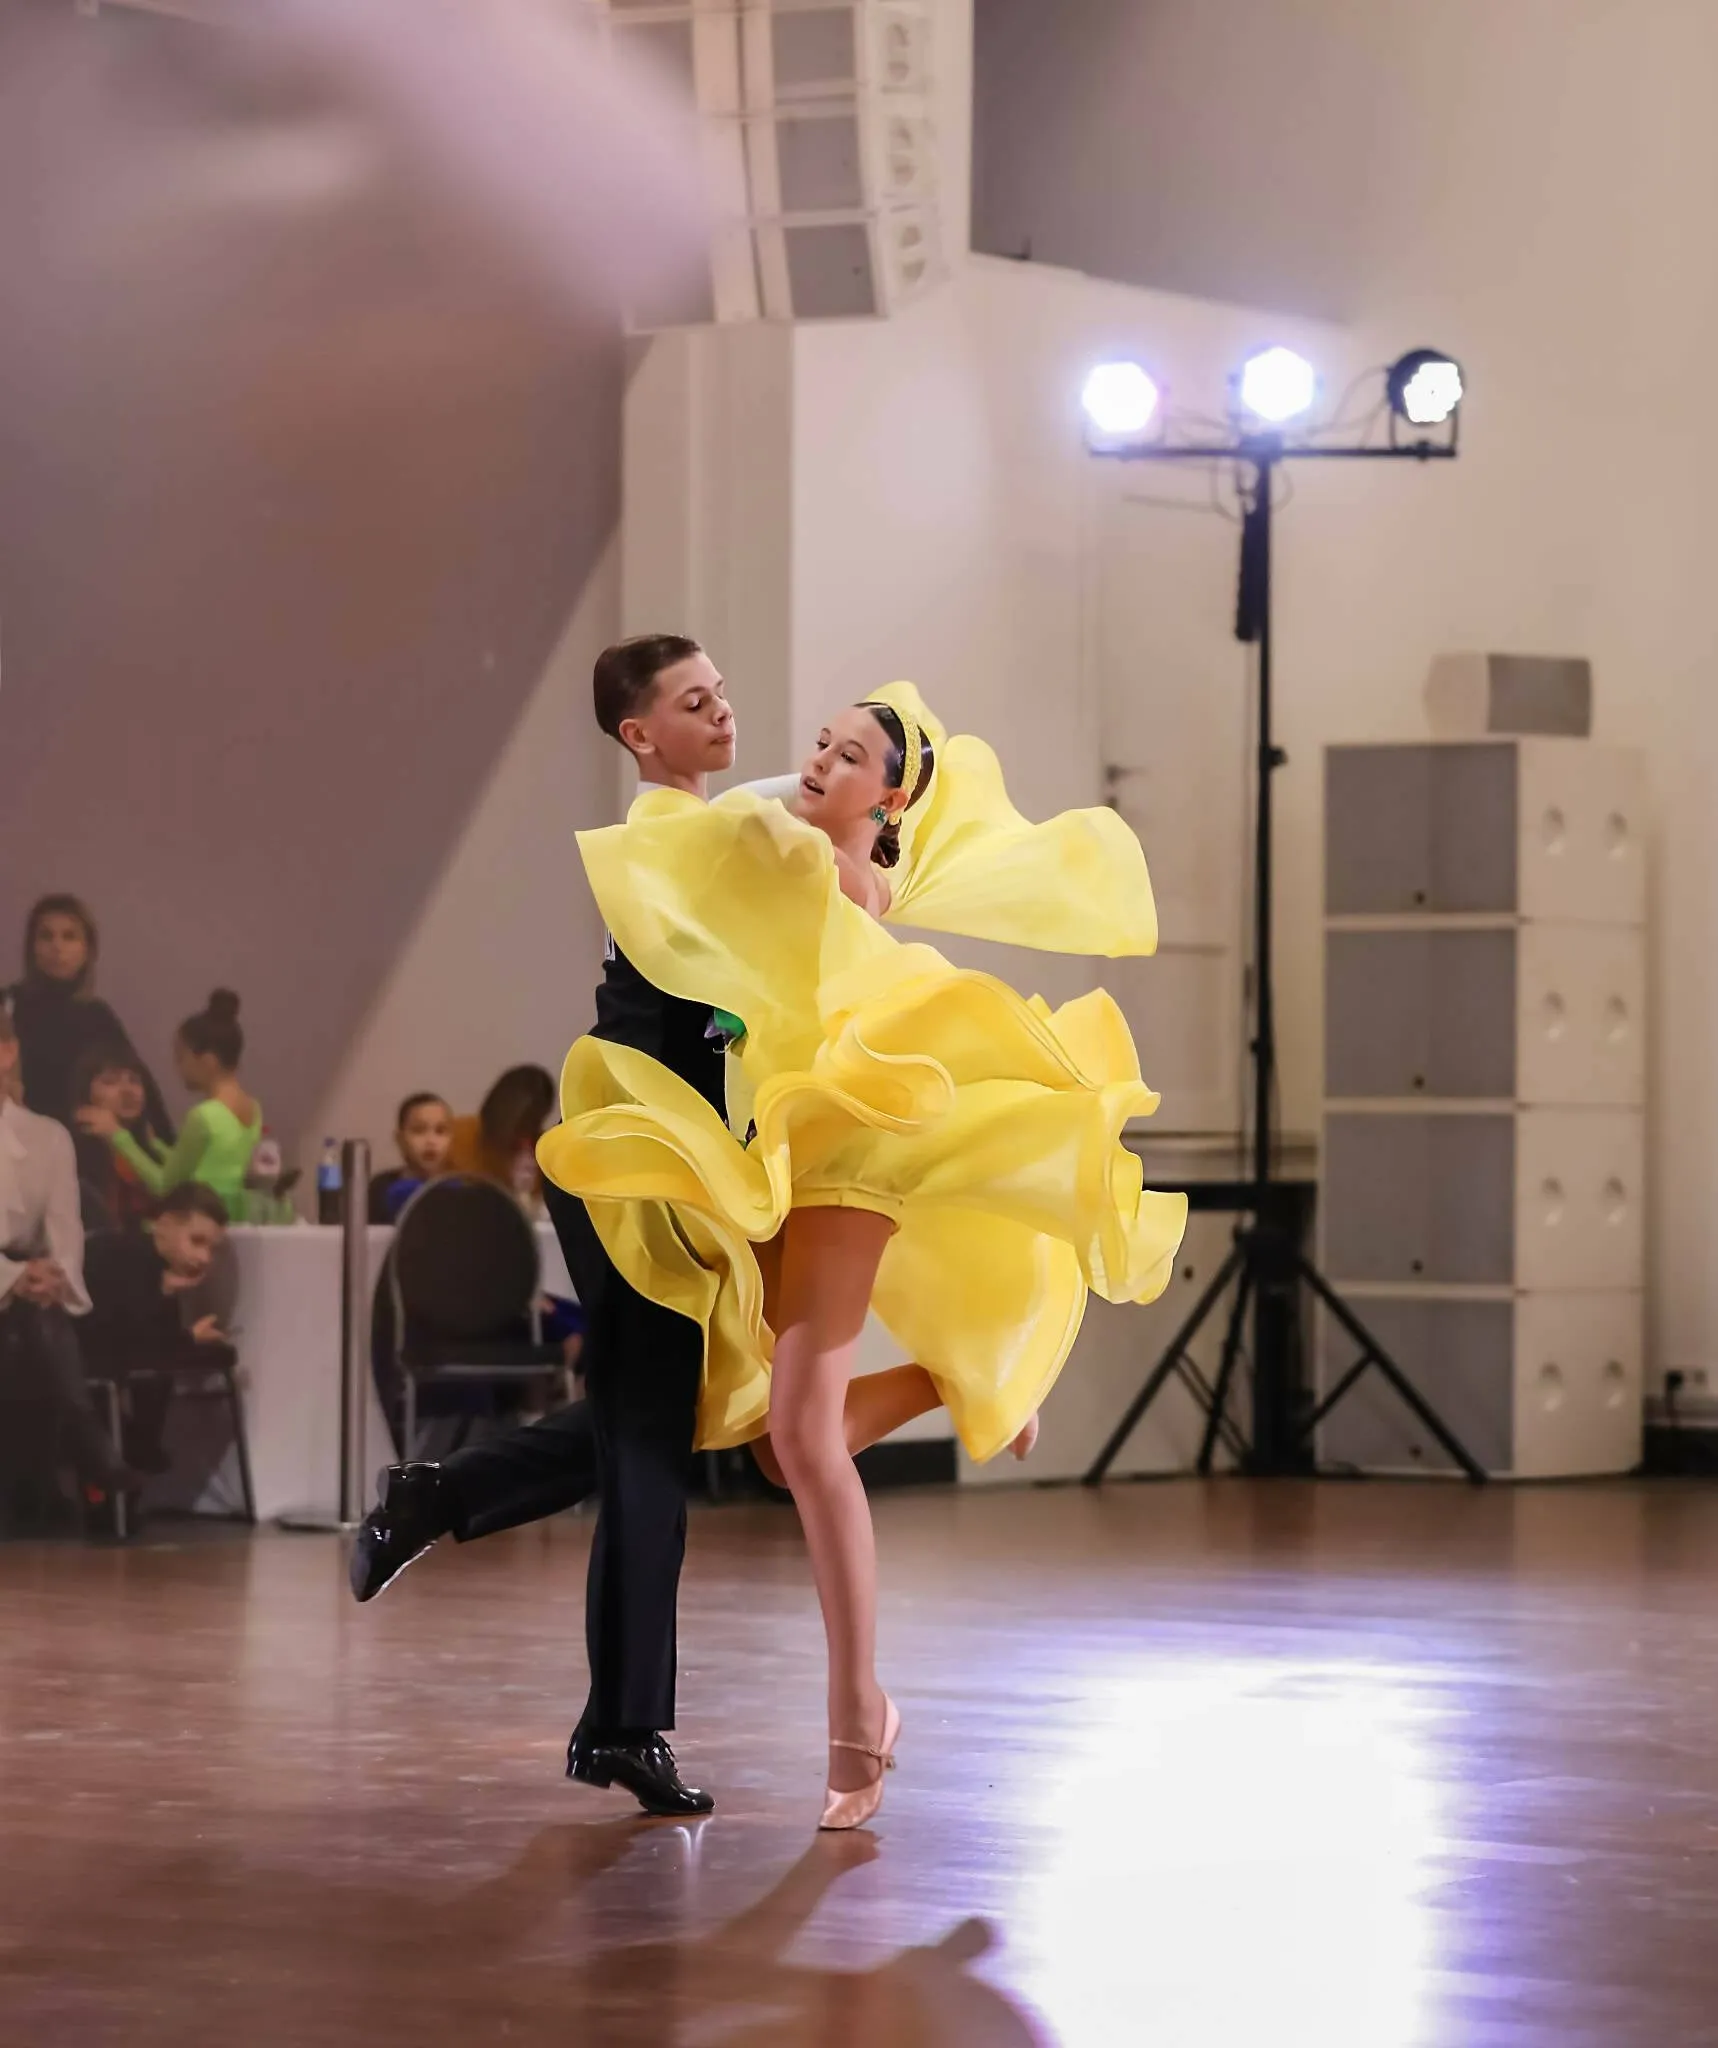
xmin=592 ymin=635 xmax=702 ymax=745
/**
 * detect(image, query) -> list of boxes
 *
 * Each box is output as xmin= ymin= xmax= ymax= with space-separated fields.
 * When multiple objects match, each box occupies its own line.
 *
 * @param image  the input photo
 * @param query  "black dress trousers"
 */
xmin=437 ymin=1182 xmax=703 ymax=1736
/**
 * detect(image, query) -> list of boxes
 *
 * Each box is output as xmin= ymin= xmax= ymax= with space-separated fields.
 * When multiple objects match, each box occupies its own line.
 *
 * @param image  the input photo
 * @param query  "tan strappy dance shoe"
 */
xmin=819 ymin=1694 xmax=901 ymax=1832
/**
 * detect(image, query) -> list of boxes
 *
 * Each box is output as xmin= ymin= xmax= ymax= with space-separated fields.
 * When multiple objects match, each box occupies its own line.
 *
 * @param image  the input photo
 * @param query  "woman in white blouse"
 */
xmin=0 ymin=1007 xmax=129 ymax=1491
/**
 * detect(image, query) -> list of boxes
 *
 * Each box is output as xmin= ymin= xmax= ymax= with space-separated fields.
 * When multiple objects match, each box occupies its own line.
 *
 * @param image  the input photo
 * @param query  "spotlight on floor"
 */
xmin=1237 ymin=346 xmax=1317 ymax=425
xmin=1387 ymin=348 xmax=1465 ymax=428
xmin=1080 ymin=360 xmax=1161 ymax=446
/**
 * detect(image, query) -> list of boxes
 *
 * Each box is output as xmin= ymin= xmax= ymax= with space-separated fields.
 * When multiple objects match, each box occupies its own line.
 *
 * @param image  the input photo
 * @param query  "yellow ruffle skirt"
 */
xmin=537 ymin=770 xmax=1188 ymax=1464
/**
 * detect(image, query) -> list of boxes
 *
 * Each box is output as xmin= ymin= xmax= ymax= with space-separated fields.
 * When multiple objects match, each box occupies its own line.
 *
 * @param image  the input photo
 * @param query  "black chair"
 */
xmin=389 ymin=1176 xmax=570 ymax=1459
xmin=84 ymin=1346 xmax=257 ymax=1540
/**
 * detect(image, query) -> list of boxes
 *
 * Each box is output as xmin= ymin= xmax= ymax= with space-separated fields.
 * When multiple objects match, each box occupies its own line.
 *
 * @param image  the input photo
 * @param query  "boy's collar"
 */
xmin=627 ymin=785 xmax=705 ymax=820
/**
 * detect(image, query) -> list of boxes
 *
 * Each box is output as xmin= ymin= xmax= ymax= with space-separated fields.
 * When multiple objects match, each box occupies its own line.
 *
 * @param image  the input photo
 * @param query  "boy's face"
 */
xmin=155 ymin=1211 xmax=224 ymax=1283
xmin=621 ymin=652 xmax=736 ymax=781
xmin=399 ymin=1100 xmax=453 ymax=1178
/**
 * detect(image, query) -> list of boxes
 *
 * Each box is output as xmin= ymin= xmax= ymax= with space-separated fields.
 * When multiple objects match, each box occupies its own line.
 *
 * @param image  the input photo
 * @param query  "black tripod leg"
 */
xmin=1196 ymin=1263 xmax=1254 ymax=1476
xmin=1173 ymin=1359 xmax=1252 ymax=1465
xmin=1084 ymin=1245 xmax=1245 ymax=1485
xmin=1294 ymin=1256 xmax=1488 ymax=1485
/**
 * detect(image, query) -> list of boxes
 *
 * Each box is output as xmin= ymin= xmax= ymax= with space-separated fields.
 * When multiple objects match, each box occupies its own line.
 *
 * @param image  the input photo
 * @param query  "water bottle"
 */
xmin=246 ymin=1126 xmax=283 ymax=1225
xmin=316 ymin=1137 xmax=343 ymax=1225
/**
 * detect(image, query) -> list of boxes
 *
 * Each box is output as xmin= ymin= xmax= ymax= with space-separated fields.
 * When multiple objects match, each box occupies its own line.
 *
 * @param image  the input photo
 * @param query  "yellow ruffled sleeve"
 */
xmin=866 ymin=679 xmax=1159 ymax=960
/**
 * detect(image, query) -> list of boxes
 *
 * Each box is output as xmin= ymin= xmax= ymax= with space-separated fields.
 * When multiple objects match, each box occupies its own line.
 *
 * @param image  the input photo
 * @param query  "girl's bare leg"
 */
xmin=751 ymin=1364 xmax=941 ymax=1489
xmin=767 ymin=1206 xmax=896 ymax=1796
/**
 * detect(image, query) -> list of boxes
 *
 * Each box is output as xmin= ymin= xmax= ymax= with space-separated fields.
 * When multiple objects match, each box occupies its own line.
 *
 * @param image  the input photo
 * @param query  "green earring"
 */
xmin=871 ymin=805 xmax=889 ymax=825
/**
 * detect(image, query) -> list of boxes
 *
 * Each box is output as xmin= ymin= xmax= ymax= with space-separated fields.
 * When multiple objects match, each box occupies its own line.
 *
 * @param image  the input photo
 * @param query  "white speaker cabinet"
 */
xmin=1322 ymin=1108 xmax=1644 ymax=1293
xmin=1325 ymin=923 xmax=1645 ymax=1108
xmin=1325 ymin=738 xmax=1645 ymax=925
xmin=740 ymin=1 xmax=935 ymax=109
xmin=1316 ymin=1290 xmax=1642 ymax=1479
xmin=600 ymin=1 xmax=947 ymax=328
xmin=1320 ymin=732 xmax=1649 ymax=1481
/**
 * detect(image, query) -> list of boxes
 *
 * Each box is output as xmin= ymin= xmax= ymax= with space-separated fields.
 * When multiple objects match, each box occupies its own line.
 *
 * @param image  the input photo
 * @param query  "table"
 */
xmin=164 ymin=1221 xmax=571 ymax=1523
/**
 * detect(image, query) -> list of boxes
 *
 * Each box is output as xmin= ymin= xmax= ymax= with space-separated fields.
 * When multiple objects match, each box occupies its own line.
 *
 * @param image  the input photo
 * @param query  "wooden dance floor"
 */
xmin=5 ymin=1478 xmax=1718 ymax=2047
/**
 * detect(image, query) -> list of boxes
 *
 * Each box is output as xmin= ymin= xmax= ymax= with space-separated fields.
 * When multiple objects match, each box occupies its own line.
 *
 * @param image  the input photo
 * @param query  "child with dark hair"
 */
xmin=81 ymin=1181 xmax=235 ymax=1477
xmin=368 ymin=1092 xmax=454 ymax=1223
xmin=77 ymin=989 xmax=262 ymax=1219
xmin=71 ymin=1042 xmax=163 ymax=1235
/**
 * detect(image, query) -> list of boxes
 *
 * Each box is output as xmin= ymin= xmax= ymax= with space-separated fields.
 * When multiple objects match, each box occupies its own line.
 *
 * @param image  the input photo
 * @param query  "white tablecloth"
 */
xmin=197 ymin=1220 xmax=571 ymax=1523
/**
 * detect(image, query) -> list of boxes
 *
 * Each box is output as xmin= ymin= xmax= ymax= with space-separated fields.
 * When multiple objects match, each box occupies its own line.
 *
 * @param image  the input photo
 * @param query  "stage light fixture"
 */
xmin=1237 ymin=346 xmax=1316 ymax=425
xmin=1080 ymin=360 xmax=1161 ymax=441
xmin=1079 ymin=336 xmax=1474 ymax=1487
xmin=1387 ymin=348 xmax=1464 ymax=428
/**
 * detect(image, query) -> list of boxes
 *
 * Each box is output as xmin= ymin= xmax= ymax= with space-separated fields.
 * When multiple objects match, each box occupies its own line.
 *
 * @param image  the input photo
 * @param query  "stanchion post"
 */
xmin=281 ymin=1137 xmax=371 ymax=1532
xmin=338 ymin=1139 xmax=370 ymax=1525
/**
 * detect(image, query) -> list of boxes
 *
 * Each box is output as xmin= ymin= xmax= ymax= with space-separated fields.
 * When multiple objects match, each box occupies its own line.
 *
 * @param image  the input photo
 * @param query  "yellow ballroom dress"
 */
xmin=537 ymin=683 xmax=1189 ymax=1464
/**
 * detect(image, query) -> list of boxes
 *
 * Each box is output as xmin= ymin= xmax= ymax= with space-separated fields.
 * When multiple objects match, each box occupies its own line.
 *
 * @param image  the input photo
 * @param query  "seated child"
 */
xmin=81 ymin=1181 xmax=235 ymax=1475
xmin=368 ymin=1091 xmax=453 ymax=1223
xmin=72 ymin=1042 xmax=164 ymax=1236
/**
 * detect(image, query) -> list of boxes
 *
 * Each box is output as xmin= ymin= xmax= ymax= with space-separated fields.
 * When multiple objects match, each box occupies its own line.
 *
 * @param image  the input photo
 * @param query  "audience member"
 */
xmin=368 ymin=1091 xmax=454 ymax=1223
xmin=81 ymin=1182 xmax=234 ymax=1476
xmin=72 ymin=1043 xmax=162 ymax=1236
xmin=78 ymin=989 xmax=261 ymax=1219
xmin=454 ymin=1066 xmax=579 ymax=1354
xmin=5 ymin=894 xmax=173 ymax=1137
xmin=0 ymin=1007 xmax=131 ymax=1500
xmin=448 ymin=1064 xmax=556 ymax=1201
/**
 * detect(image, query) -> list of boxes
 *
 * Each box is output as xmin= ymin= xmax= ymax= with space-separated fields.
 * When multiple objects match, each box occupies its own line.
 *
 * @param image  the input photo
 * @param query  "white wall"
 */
xmin=306 ymin=541 xmax=620 ymax=1168
xmin=620 ymin=324 xmax=797 ymax=801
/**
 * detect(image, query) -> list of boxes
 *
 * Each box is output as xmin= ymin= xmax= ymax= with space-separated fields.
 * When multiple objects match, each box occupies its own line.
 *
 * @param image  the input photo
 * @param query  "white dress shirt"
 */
xmin=632 ymin=772 xmax=800 ymax=806
xmin=0 ymin=1097 xmax=91 ymax=1316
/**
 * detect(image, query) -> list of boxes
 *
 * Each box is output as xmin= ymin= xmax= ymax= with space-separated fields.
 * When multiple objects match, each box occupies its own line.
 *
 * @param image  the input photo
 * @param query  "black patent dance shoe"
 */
xmin=348 ymin=1462 xmax=454 ymax=1603
xmin=567 ymin=1730 xmax=715 ymax=1817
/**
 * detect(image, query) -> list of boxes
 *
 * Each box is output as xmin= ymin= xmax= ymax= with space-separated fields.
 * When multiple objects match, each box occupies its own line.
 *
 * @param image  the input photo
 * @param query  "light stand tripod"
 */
xmin=1084 ymin=430 xmax=1487 ymax=1486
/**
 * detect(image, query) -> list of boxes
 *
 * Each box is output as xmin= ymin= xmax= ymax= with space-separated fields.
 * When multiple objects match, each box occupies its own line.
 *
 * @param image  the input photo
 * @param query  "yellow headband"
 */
xmin=861 ymin=702 xmax=924 ymax=815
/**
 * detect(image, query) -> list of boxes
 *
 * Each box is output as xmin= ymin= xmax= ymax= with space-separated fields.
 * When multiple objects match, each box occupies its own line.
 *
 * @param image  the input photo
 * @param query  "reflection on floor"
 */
xmin=5 ymin=1478 xmax=1717 ymax=2046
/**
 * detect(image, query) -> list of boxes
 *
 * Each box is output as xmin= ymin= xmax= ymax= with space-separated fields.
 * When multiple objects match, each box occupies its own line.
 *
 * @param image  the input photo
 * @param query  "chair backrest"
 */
xmin=391 ymin=1175 xmax=539 ymax=1343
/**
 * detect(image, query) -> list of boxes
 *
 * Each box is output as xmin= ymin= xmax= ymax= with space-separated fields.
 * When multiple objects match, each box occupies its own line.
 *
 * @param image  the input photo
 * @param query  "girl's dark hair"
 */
xmin=157 ymin=1180 xmax=231 ymax=1228
xmin=396 ymin=1090 xmax=449 ymax=1128
xmin=71 ymin=1038 xmax=142 ymax=1110
xmin=178 ymin=988 xmax=244 ymax=1071
xmin=592 ymin=634 xmax=703 ymax=744
xmin=479 ymin=1065 xmax=556 ymax=1151
xmin=23 ymin=892 xmax=98 ymax=993
xmin=862 ymin=705 xmax=936 ymax=869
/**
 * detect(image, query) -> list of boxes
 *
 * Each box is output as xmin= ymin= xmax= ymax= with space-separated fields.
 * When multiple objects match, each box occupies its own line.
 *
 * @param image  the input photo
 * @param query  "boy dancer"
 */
xmin=351 ymin=636 xmax=736 ymax=1818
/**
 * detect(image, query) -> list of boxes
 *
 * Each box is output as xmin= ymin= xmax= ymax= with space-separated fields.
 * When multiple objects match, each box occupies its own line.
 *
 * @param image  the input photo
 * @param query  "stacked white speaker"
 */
xmin=593 ymin=1 xmax=944 ymax=327
xmin=1318 ymin=657 xmax=1648 ymax=1477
